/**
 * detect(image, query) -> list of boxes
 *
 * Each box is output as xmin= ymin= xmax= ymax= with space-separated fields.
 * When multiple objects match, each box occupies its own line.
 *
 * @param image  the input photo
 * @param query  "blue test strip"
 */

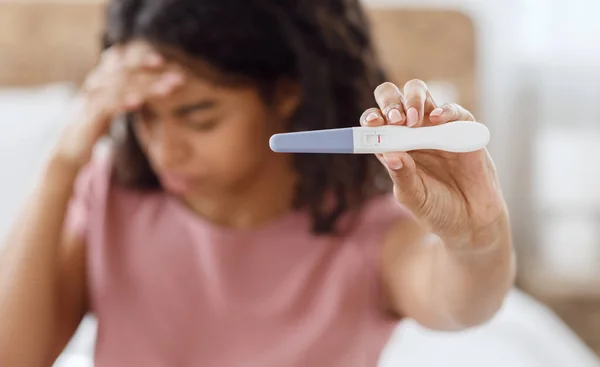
xmin=269 ymin=128 xmax=355 ymax=154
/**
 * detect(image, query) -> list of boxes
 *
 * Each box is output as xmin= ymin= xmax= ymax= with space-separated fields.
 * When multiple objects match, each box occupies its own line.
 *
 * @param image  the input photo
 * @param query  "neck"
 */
xmin=181 ymin=155 xmax=298 ymax=229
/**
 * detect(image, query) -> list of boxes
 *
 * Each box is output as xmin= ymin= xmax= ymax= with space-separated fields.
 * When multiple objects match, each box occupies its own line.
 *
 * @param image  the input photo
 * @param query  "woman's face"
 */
xmin=133 ymin=68 xmax=297 ymax=197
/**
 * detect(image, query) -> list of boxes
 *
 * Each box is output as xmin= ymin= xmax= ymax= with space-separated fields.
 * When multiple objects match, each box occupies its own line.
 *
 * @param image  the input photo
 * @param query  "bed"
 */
xmin=0 ymin=1 xmax=599 ymax=366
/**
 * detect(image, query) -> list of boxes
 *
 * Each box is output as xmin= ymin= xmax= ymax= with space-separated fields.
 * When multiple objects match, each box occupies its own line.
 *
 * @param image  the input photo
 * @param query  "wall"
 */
xmin=362 ymin=0 xmax=600 ymax=290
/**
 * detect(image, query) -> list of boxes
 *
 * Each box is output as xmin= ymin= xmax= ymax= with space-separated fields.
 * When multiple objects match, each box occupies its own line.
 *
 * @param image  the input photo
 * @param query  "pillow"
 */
xmin=0 ymin=83 xmax=77 ymax=240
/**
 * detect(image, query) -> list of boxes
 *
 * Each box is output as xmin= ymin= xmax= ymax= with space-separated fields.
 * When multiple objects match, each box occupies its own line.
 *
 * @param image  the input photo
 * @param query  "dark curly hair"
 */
xmin=103 ymin=0 xmax=390 ymax=234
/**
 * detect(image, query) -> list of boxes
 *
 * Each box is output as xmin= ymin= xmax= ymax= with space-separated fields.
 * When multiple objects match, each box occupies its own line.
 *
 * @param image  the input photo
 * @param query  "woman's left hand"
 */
xmin=360 ymin=80 xmax=506 ymax=247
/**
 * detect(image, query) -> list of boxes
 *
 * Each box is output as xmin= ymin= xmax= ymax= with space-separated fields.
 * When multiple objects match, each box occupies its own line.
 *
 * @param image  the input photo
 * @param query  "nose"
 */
xmin=150 ymin=122 xmax=188 ymax=170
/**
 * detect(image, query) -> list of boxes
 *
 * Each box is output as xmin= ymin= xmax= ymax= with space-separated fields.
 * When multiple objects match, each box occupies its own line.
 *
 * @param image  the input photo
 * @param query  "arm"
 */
xmin=0 ymin=158 xmax=88 ymax=367
xmin=360 ymin=80 xmax=516 ymax=330
xmin=0 ymin=41 xmax=183 ymax=367
xmin=381 ymin=210 xmax=515 ymax=331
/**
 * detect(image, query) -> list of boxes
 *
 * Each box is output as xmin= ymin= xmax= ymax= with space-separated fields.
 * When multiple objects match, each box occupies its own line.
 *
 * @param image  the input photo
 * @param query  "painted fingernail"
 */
xmin=384 ymin=154 xmax=403 ymax=170
xmin=430 ymin=107 xmax=444 ymax=117
xmin=365 ymin=112 xmax=380 ymax=124
xmin=407 ymin=108 xmax=419 ymax=127
xmin=388 ymin=108 xmax=404 ymax=124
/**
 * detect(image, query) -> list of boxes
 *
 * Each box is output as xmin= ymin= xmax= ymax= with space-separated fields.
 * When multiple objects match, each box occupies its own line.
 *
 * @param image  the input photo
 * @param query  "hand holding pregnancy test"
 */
xmin=271 ymin=80 xmax=506 ymax=243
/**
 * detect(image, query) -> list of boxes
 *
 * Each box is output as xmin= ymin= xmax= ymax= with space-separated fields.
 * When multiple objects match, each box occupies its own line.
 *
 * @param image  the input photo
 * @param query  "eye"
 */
xmin=189 ymin=119 xmax=219 ymax=132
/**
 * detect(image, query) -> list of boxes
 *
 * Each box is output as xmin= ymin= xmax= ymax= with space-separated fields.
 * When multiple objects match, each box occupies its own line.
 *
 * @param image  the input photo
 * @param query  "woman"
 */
xmin=0 ymin=0 xmax=514 ymax=366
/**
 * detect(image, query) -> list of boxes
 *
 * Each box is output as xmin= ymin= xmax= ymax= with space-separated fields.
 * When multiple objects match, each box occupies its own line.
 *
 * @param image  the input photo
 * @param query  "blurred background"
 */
xmin=0 ymin=0 xmax=599 ymax=366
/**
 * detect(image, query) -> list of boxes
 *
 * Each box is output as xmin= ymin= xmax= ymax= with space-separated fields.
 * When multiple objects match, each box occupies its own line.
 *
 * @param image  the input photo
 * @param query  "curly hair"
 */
xmin=102 ymin=0 xmax=391 ymax=234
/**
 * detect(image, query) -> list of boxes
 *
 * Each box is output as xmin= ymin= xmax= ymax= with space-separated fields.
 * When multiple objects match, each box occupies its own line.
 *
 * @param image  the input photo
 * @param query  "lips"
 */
xmin=159 ymin=173 xmax=196 ymax=193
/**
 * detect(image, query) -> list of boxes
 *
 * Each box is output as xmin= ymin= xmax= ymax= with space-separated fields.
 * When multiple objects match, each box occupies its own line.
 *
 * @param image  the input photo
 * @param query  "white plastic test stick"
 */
xmin=269 ymin=121 xmax=490 ymax=154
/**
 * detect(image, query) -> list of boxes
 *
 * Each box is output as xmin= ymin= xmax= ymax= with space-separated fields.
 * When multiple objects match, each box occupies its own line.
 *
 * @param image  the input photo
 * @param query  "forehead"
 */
xmin=143 ymin=69 xmax=262 ymax=116
xmin=154 ymin=41 xmax=255 ymax=86
xmin=123 ymin=41 xmax=262 ymax=111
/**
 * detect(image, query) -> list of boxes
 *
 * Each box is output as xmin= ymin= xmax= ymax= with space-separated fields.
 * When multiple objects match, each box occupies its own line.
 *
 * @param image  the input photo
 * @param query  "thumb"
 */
xmin=380 ymin=152 xmax=425 ymax=208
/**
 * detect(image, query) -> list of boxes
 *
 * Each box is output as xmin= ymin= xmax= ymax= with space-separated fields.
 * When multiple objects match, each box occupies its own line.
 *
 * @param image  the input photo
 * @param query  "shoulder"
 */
xmin=64 ymin=153 xmax=114 ymax=238
xmin=73 ymin=153 xmax=113 ymax=200
xmin=67 ymin=150 xmax=167 ymax=239
xmin=70 ymin=148 xmax=154 ymax=219
xmin=72 ymin=150 xmax=163 ymax=211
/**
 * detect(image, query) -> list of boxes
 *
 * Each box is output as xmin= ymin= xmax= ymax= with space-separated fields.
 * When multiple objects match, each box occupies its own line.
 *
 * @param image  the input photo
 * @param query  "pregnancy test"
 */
xmin=269 ymin=120 xmax=490 ymax=154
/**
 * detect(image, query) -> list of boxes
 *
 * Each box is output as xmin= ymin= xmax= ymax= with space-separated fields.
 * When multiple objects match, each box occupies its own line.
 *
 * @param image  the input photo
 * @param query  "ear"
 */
xmin=273 ymin=78 xmax=301 ymax=121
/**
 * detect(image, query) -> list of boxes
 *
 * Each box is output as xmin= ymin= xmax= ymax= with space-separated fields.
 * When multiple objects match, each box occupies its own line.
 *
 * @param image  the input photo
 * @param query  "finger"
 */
xmin=116 ymin=69 xmax=184 ymax=112
xmin=123 ymin=94 xmax=143 ymax=110
xmin=381 ymin=151 xmax=410 ymax=171
xmin=373 ymin=82 xmax=406 ymax=125
xmin=87 ymin=48 xmax=120 ymax=89
xmin=149 ymin=70 xmax=185 ymax=96
xmin=380 ymin=152 xmax=422 ymax=198
xmin=122 ymin=51 xmax=162 ymax=70
xmin=403 ymin=79 xmax=436 ymax=127
xmin=141 ymin=53 xmax=164 ymax=68
xmin=122 ymin=41 xmax=165 ymax=70
xmin=98 ymin=46 xmax=126 ymax=76
xmin=83 ymin=70 xmax=102 ymax=91
xmin=359 ymin=108 xmax=384 ymax=126
xmin=429 ymin=103 xmax=475 ymax=124
xmin=99 ymin=46 xmax=122 ymax=68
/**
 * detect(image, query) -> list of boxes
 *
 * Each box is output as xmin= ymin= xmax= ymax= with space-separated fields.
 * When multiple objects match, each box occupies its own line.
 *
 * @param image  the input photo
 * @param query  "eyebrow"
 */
xmin=173 ymin=100 xmax=217 ymax=117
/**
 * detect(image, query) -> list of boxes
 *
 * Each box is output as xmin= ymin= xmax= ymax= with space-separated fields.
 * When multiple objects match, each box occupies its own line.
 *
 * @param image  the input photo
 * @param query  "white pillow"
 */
xmin=0 ymin=83 xmax=77 ymax=241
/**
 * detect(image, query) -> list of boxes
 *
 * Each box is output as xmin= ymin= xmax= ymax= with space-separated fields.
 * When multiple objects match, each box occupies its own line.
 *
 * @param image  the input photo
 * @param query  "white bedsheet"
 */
xmin=381 ymin=289 xmax=600 ymax=367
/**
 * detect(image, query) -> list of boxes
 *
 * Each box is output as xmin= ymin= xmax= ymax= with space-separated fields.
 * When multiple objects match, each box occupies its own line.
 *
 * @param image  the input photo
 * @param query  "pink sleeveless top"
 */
xmin=66 ymin=157 xmax=408 ymax=367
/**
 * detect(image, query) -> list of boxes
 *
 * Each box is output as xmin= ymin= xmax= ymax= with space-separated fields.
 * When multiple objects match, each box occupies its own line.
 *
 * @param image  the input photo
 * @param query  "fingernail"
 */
xmin=125 ymin=95 xmax=141 ymax=108
xmin=384 ymin=154 xmax=403 ymax=170
xmin=163 ymin=72 xmax=184 ymax=85
xmin=154 ymin=83 xmax=173 ymax=96
xmin=407 ymin=108 xmax=419 ymax=127
xmin=387 ymin=108 xmax=404 ymax=124
xmin=145 ymin=54 xmax=164 ymax=66
xmin=430 ymin=107 xmax=444 ymax=117
xmin=365 ymin=112 xmax=380 ymax=124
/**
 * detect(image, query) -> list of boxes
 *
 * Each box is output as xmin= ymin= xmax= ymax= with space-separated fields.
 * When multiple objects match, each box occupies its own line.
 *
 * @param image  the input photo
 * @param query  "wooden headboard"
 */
xmin=0 ymin=1 xmax=476 ymax=111
xmin=0 ymin=1 xmax=106 ymax=87
xmin=367 ymin=9 xmax=476 ymax=112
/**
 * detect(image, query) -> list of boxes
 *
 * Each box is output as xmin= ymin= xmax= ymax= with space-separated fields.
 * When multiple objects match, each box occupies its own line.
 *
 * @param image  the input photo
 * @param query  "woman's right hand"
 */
xmin=53 ymin=41 xmax=184 ymax=170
